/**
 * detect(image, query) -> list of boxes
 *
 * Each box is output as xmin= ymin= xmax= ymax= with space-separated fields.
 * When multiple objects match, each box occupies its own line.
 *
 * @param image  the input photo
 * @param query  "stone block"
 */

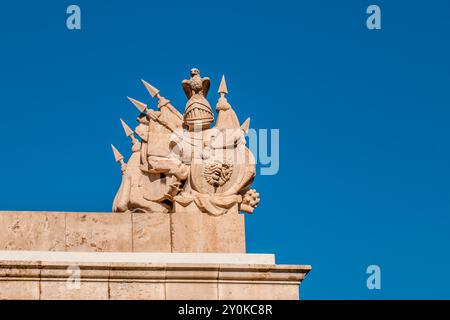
xmin=165 ymin=263 xmax=219 ymax=300
xmin=170 ymin=207 xmax=245 ymax=253
xmin=109 ymin=282 xmax=166 ymax=300
xmin=217 ymin=264 xmax=310 ymax=299
xmin=65 ymin=212 xmax=132 ymax=252
xmin=132 ymin=212 xmax=171 ymax=252
xmin=0 ymin=280 xmax=40 ymax=299
xmin=0 ymin=261 xmax=41 ymax=299
xmin=39 ymin=261 xmax=110 ymax=300
xmin=166 ymin=282 xmax=218 ymax=300
xmin=218 ymin=282 xmax=299 ymax=300
xmin=0 ymin=211 xmax=65 ymax=251
xmin=109 ymin=262 xmax=166 ymax=299
xmin=40 ymin=280 xmax=109 ymax=300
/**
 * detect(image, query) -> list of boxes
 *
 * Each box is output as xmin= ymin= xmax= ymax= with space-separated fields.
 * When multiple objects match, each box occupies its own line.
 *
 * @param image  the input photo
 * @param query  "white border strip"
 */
xmin=0 ymin=251 xmax=275 ymax=265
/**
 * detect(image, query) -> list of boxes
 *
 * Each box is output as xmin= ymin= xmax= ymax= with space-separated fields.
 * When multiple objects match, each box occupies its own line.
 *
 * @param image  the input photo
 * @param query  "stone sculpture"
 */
xmin=112 ymin=69 xmax=260 ymax=216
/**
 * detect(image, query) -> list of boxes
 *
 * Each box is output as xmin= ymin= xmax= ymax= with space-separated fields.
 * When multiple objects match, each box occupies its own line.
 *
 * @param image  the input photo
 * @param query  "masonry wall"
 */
xmin=0 ymin=211 xmax=246 ymax=253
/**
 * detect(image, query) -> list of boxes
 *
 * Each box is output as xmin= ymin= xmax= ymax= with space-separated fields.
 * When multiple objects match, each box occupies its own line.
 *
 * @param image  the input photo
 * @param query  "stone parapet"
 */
xmin=0 ymin=210 xmax=245 ymax=253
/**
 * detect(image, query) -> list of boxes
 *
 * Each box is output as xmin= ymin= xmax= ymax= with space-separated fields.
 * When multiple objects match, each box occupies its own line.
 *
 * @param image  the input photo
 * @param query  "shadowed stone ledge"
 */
xmin=0 ymin=255 xmax=311 ymax=300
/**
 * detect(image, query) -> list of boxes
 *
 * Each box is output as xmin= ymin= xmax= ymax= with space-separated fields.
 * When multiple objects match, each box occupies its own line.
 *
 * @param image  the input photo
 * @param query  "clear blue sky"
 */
xmin=0 ymin=1 xmax=449 ymax=299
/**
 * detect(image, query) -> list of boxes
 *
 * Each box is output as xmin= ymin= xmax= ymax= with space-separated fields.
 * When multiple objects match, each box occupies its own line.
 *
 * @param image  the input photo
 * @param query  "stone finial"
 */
xmin=241 ymin=118 xmax=250 ymax=133
xmin=127 ymin=97 xmax=147 ymax=113
xmin=141 ymin=79 xmax=170 ymax=109
xmin=141 ymin=80 xmax=159 ymax=98
xmin=214 ymin=74 xmax=241 ymax=130
xmin=111 ymin=144 xmax=127 ymax=175
xmin=119 ymin=119 xmax=137 ymax=143
xmin=218 ymin=75 xmax=228 ymax=96
xmin=216 ymin=75 xmax=231 ymax=112
xmin=111 ymin=144 xmax=124 ymax=163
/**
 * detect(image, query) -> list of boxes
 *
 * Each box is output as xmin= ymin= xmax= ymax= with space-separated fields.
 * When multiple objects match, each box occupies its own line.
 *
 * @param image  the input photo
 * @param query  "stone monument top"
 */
xmin=0 ymin=68 xmax=310 ymax=300
xmin=112 ymin=69 xmax=260 ymax=216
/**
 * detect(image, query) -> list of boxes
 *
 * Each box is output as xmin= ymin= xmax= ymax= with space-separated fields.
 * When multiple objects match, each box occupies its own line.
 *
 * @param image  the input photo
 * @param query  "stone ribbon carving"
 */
xmin=112 ymin=69 xmax=259 ymax=216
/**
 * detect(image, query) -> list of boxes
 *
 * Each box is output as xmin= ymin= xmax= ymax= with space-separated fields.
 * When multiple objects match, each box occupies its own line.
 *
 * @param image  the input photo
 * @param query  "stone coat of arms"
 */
xmin=111 ymin=69 xmax=259 ymax=216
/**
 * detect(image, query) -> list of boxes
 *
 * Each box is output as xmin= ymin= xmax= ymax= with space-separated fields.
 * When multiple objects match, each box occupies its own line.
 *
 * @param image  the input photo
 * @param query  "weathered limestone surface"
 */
xmin=0 ymin=211 xmax=65 ymax=251
xmin=65 ymin=212 xmax=132 ymax=252
xmin=132 ymin=212 xmax=171 ymax=252
xmin=0 ymin=258 xmax=311 ymax=300
xmin=109 ymin=262 xmax=166 ymax=300
xmin=171 ymin=207 xmax=246 ymax=253
xmin=0 ymin=261 xmax=41 ymax=299
xmin=0 ymin=280 xmax=40 ymax=300
xmin=0 ymin=211 xmax=244 ymax=253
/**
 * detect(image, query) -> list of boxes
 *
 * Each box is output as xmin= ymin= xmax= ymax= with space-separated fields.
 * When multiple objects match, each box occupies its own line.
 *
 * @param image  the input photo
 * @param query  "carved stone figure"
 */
xmin=111 ymin=69 xmax=259 ymax=216
xmin=182 ymin=68 xmax=214 ymax=130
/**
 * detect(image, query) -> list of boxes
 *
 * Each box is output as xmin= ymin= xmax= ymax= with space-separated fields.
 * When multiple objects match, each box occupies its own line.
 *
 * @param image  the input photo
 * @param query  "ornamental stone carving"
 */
xmin=112 ymin=69 xmax=258 ymax=216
